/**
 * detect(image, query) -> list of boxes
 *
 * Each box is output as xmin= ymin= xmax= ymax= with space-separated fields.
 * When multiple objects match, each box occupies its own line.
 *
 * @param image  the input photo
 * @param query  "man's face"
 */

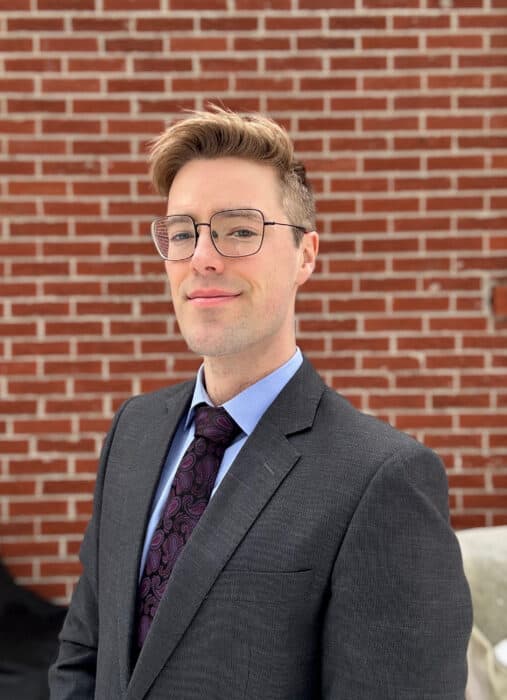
xmin=164 ymin=157 xmax=318 ymax=367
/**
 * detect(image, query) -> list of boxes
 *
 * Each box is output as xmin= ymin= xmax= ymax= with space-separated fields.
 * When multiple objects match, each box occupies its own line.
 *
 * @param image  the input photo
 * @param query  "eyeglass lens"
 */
xmin=152 ymin=209 xmax=264 ymax=260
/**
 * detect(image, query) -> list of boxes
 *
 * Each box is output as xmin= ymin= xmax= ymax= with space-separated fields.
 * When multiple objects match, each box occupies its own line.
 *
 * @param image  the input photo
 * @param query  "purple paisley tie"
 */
xmin=136 ymin=404 xmax=240 ymax=650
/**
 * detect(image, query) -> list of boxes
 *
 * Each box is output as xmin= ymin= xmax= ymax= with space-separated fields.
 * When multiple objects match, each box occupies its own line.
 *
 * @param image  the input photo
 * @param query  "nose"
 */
xmin=190 ymin=223 xmax=225 ymax=274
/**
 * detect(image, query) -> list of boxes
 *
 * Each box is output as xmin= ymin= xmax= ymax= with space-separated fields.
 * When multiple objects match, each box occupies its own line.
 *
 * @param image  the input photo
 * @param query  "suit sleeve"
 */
xmin=321 ymin=443 xmax=472 ymax=700
xmin=48 ymin=400 xmax=129 ymax=700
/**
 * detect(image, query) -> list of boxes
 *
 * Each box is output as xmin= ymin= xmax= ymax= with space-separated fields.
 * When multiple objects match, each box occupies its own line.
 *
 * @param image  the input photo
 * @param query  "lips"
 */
xmin=187 ymin=288 xmax=239 ymax=299
xmin=186 ymin=288 xmax=241 ymax=305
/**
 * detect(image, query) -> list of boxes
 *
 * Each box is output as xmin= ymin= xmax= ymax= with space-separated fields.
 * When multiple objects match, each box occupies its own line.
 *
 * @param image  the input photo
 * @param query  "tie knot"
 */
xmin=194 ymin=405 xmax=240 ymax=446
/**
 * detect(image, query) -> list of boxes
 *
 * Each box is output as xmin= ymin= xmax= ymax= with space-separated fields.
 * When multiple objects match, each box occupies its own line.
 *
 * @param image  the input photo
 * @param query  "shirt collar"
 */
xmin=184 ymin=348 xmax=303 ymax=436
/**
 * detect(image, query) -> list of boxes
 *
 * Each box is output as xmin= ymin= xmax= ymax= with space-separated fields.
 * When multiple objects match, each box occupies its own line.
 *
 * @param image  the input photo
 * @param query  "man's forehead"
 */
xmin=166 ymin=157 xmax=283 ymax=216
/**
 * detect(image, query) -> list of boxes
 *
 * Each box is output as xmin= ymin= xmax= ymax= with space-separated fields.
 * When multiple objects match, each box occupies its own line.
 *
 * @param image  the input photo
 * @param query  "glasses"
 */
xmin=150 ymin=208 xmax=307 ymax=261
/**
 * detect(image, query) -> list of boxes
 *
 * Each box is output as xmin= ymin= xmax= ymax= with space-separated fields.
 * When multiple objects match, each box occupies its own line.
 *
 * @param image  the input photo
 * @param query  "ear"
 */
xmin=296 ymin=231 xmax=319 ymax=287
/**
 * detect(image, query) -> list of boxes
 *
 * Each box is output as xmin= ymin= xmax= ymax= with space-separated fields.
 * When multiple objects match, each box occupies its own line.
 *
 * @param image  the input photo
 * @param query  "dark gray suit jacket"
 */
xmin=49 ymin=359 xmax=472 ymax=699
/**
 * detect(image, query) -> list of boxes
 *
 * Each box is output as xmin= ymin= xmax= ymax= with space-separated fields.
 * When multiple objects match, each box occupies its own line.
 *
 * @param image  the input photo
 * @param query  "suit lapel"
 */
xmin=125 ymin=359 xmax=326 ymax=700
xmin=116 ymin=381 xmax=194 ymax=692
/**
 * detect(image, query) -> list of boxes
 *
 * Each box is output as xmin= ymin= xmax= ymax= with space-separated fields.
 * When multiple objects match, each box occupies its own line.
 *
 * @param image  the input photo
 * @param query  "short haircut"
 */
xmin=149 ymin=106 xmax=316 ymax=243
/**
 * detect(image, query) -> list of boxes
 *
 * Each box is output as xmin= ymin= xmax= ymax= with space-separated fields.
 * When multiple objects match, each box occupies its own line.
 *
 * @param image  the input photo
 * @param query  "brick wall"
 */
xmin=1 ymin=0 xmax=506 ymax=603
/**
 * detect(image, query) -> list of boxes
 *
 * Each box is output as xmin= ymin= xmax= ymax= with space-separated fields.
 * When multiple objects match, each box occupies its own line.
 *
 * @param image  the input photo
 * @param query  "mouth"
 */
xmin=186 ymin=289 xmax=241 ymax=307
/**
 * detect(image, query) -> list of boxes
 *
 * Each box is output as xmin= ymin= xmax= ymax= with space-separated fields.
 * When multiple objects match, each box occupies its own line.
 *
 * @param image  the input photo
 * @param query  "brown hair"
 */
xmin=148 ymin=106 xmax=315 ymax=242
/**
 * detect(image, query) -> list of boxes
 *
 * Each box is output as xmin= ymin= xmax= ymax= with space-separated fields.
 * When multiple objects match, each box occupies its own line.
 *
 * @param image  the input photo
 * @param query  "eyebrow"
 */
xmin=166 ymin=209 xmax=263 ymax=222
xmin=165 ymin=214 xmax=193 ymax=223
xmin=212 ymin=209 xmax=261 ymax=220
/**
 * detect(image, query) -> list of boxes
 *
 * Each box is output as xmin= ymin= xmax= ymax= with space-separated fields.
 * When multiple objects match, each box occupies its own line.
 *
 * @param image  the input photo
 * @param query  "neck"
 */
xmin=202 ymin=344 xmax=297 ymax=406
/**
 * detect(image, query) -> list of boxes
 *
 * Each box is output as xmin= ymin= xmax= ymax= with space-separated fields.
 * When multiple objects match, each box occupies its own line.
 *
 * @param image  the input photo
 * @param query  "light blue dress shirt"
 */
xmin=138 ymin=348 xmax=303 ymax=579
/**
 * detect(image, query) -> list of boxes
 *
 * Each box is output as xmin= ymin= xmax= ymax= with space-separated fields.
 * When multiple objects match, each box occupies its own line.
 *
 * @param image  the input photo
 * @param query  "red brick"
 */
xmin=44 ymin=321 xmax=102 ymax=336
xmin=448 ymin=474 xmax=486 ymax=489
xmin=0 ymin=481 xmax=36 ymax=496
xmin=365 ymin=317 xmax=423 ymax=332
xmin=395 ymin=95 xmax=451 ymax=110
xmin=171 ymin=37 xmax=227 ymax=52
xmin=235 ymin=75 xmax=293 ymax=93
xmin=463 ymin=495 xmax=507 ymax=509
xmin=9 ymin=181 xmax=66 ymax=196
xmin=460 ymin=13 xmax=507 ymax=27
xmin=73 ymin=99 xmax=130 ymax=113
xmin=136 ymin=17 xmax=193 ymax=31
xmin=201 ymin=16 xmax=258 ymax=30
xmin=40 ymin=38 xmax=98 ymax=52
xmin=43 ymin=479 xmax=95 ymax=495
xmin=68 ymin=58 xmax=126 ymax=72
xmin=0 ymin=439 xmax=30 ymax=455
xmin=360 ymin=278 xmax=416 ymax=293
xmin=12 ymin=341 xmax=69 ymax=356
xmin=107 ymin=78 xmax=164 ymax=93
xmin=6 ymin=58 xmax=61 ymax=72
xmin=427 ymin=434 xmax=483 ymax=450
xmin=331 ymin=56 xmax=387 ymax=71
xmin=428 ymin=74 xmax=484 ymax=89
xmin=138 ymin=98 xmax=196 ymax=113
xmin=363 ymin=356 xmax=421 ymax=371
xmin=235 ymin=0 xmax=289 ymax=7
xmin=12 ymin=301 xmax=69 ymax=316
xmin=428 ymin=35 xmax=483 ymax=49
xmin=493 ymin=285 xmax=507 ymax=316
xmin=266 ymin=56 xmax=323 ymax=71
xmin=459 ymin=54 xmax=507 ymax=68
xmin=491 ymin=237 xmax=507 ymax=250
xmin=0 ymin=539 xmax=59 ymax=558
xmin=394 ymin=15 xmax=450 ymax=29
xmin=298 ymin=0 xmax=353 ymax=6
xmin=428 ymin=155 xmax=484 ymax=170
xmin=40 ymin=561 xmax=82 ymax=577
xmin=41 ymin=520 xmax=88 ymax=535
xmin=364 ymin=156 xmax=419 ymax=171
xmin=297 ymin=37 xmax=354 ymax=51
xmin=172 ymin=77 xmax=229 ymax=92
xmin=393 ymin=296 xmax=449 ymax=312
xmin=42 ymin=161 xmax=101 ymax=176
xmin=331 ymin=98 xmax=386 ymax=111
xmin=9 ymin=500 xmax=69 ymax=517
xmin=398 ymin=337 xmax=456 ymax=351
xmin=104 ymin=0 xmax=159 ymax=7
xmin=106 ymin=38 xmax=163 ymax=53
xmin=459 ymin=136 xmax=507 ymax=149
xmin=426 ymin=236 xmax=482 ymax=252
xmin=364 ymin=0 xmax=419 ymax=5
xmin=0 ymin=38 xmax=32 ymax=51
xmin=42 ymin=79 xmax=100 ymax=93
xmin=362 ymin=36 xmax=418 ymax=50
xmin=45 ymin=398 xmax=103 ymax=414
xmin=266 ymin=16 xmax=322 ymax=30
xmin=8 ymin=138 xmax=66 ymax=156
xmin=427 ymin=196 xmax=483 ymax=211
xmin=0 ymin=399 xmax=37 ymax=415
xmin=364 ymin=76 xmax=420 ymax=90
xmin=0 ymin=162 xmax=35 ymax=175
xmin=363 ymin=116 xmax=419 ymax=131
xmin=427 ymin=115 xmax=484 ymax=130
xmin=133 ymin=58 xmax=191 ymax=73
xmin=363 ymin=197 xmax=419 ymax=213
xmin=369 ymin=394 xmax=426 ymax=410
xmin=394 ymin=217 xmax=450 ymax=233
xmin=7 ymin=16 xmax=63 ymax=29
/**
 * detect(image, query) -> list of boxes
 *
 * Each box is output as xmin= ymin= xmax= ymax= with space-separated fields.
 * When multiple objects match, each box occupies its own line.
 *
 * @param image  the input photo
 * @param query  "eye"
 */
xmin=169 ymin=230 xmax=194 ymax=244
xmin=228 ymin=228 xmax=258 ymax=239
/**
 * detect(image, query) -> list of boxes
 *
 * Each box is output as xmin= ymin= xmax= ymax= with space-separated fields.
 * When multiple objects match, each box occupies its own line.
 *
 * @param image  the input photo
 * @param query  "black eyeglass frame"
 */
xmin=150 ymin=207 xmax=309 ymax=261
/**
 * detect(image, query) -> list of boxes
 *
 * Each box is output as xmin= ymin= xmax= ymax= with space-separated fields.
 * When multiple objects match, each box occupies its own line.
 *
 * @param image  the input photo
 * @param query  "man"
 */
xmin=49 ymin=108 xmax=472 ymax=699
